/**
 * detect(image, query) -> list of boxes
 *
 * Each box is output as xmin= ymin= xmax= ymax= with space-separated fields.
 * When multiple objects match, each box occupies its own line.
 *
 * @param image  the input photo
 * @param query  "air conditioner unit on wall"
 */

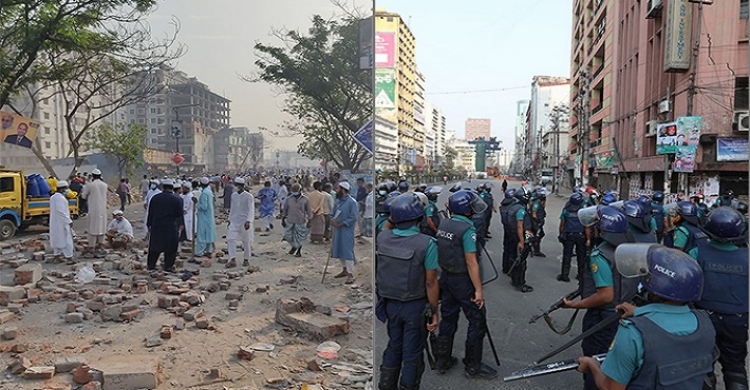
xmin=735 ymin=111 xmax=749 ymax=132
xmin=646 ymin=120 xmax=658 ymax=137
xmin=658 ymin=99 xmax=670 ymax=114
xmin=646 ymin=0 xmax=663 ymax=19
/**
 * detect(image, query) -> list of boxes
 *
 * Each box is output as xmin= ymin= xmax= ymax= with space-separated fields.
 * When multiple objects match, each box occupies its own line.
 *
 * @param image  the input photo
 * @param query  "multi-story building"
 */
xmin=213 ymin=127 xmax=264 ymax=173
xmin=449 ymin=138 xmax=476 ymax=173
xmin=526 ymin=76 xmax=570 ymax=174
xmin=512 ymin=100 xmax=530 ymax=173
xmin=570 ymin=0 xmax=748 ymax=197
xmin=414 ymin=70 xmax=426 ymax=159
xmin=465 ymin=118 xmax=491 ymax=141
xmin=374 ymin=116 xmax=398 ymax=172
xmin=125 ymin=66 xmax=230 ymax=173
xmin=424 ymin=101 xmax=447 ymax=169
xmin=375 ymin=9 xmax=417 ymax=174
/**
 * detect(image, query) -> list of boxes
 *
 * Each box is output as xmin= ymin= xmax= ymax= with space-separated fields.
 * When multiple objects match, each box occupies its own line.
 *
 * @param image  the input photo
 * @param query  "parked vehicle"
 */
xmin=539 ymin=169 xmax=553 ymax=186
xmin=0 ymin=169 xmax=79 ymax=240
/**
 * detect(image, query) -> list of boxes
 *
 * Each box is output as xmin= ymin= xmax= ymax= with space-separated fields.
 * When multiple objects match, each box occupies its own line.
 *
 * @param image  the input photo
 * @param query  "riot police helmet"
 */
xmin=385 ymin=181 xmax=398 ymax=193
xmin=425 ymin=186 xmax=442 ymax=201
xmin=449 ymin=183 xmax=462 ymax=193
xmin=389 ymin=193 xmax=425 ymax=224
xmin=703 ymin=206 xmax=745 ymax=241
xmin=382 ymin=191 xmax=402 ymax=214
xmin=600 ymin=194 xmax=617 ymax=206
xmin=515 ymin=188 xmax=530 ymax=204
xmin=652 ymin=191 xmax=665 ymax=203
xmin=598 ymin=206 xmax=631 ymax=246
xmin=397 ymin=181 xmax=409 ymax=193
xmin=504 ymin=188 xmax=517 ymax=199
xmin=413 ymin=192 xmax=429 ymax=208
xmin=569 ymin=192 xmax=584 ymax=205
xmin=448 ymin=190 xmax=488 ymax=216
xmin=737 ymin=201 xmax=748 ymax=215
xmin=675 ymin=201 xmax=701 ymax=226
xmin=623 ymin=200 xmax=650 ymax=232
xmin=615 ymin=244 xmax=703 ymax=303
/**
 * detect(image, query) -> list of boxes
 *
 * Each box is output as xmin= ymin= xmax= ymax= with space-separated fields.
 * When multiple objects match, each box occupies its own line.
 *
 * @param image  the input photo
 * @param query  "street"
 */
xmin=375 ymin=180 xmax=586 ymax=389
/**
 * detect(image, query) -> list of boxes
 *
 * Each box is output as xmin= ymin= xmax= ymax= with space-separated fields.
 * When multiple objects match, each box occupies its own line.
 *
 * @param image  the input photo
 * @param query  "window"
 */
xmin=43 ymin=98 xmax=49 ymax=105
xmin=138 ymin=118 xmax=145 ymax=124
xmin=130 ymin=119 xmax=135 ymax=124
xmin=43 ymin=112 xmax=50 ymax=119
xmin=150 ymin=118 xmax=157 ymax=124
xmin=150 ymin=108 xmax=157 ymax=114
xmin=44 ymin=127 xmax=50 ymax=135
xmin=138 ymin=108 xmax=145 ymax=114
xmin=0 ymin=177 xmax=14 ymax=193
xmin=129 ymin=109 xmax=135 ymax=115
xmin=150 ymin=128 xmax=157 ymax=134
xmin=735 ymin=77 xmax=749 ymax=110
xmin=45 ymin=142 xmax=51 ymax=149
xmin=742 ymin=0 xmax=749 ymax=19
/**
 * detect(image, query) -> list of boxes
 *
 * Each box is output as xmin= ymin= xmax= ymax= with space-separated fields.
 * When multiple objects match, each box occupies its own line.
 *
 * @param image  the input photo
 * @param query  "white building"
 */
xmin=512 ymin=100 xmax=529 ymax=173
xmin=374 ymin=116 xmax=398 ymax=172
xmin=414 ymin=70 xmax=427 ymax=158
xmin=449 ymin=138 xmax=476 ymax=173
xmin=527 ymin=76 xmax=570 ymax=172
xmin=424 ymin=101 xmax=446 ymax=169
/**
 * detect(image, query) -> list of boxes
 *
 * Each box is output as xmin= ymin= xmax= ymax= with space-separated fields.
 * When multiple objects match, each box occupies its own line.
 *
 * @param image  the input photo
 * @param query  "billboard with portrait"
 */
xmin=657 ymin=117 xmax=701 ymax=155
xmin=1 ymin=110 xmax=40 ymax=149
xmin=656 ymin=122 xmax=678 ymax=154
xmin=673 ymin=146 xmax=696 ymax=173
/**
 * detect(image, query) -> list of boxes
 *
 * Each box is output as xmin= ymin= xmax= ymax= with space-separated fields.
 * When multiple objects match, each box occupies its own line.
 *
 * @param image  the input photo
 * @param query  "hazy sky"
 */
xmin=146 ymin=0 xmax=371 ymax=151
xmin=377 ymin=0 xmax=572 ymax=151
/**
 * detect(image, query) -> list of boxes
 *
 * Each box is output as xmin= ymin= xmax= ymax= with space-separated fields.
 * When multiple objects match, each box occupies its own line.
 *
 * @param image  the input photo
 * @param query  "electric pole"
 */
xmin=581 ymin=68 xmax=592 ymax=188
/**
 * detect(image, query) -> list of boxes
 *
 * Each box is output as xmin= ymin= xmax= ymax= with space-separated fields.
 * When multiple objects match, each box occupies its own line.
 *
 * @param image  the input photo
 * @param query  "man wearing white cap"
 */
xmin=50 ymin=180 xmax=75 ymax=263
xmin=330 ymin=181 xmax=358 ymax=284
xmin=80 ymin=168 xmax=108 ymax=256
xmin=226 ymin=177 xmax=254 ymax=268
xmin=180 ymin=181 xmax=196 ymax=242
xmin=195 ymin=177 xmax=217 ymax=257
xmin=143 ymin=180 xmax=161 ymax=235
xmin=106 ymin=210 xmax=134 ymax=250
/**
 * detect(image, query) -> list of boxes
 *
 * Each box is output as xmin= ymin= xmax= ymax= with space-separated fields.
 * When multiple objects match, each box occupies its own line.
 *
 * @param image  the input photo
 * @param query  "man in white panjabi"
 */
xmin=143 ymin=180 xmax=161 ymax=235
xmin=181 ymin=181 xmax=196 ymax=242
xmin=226 ymin=177 xmax=254 ymax=268
xmin=50 ymin=181 xmax=75 ymax=263
xmin=80 ymin=169 xmax=108 ymax=256
xmin=106 ymin=209 xmax=134 ymax=250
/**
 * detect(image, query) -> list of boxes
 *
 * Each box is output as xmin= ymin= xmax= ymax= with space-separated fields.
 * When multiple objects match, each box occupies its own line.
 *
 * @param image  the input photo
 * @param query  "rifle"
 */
xmin=529 ymin=289 xmax=582 ymax=335
xmin=423 ymin=303 xmax=437 ymax=370
xmin=504 ymin=354 xmax=606 ymax=382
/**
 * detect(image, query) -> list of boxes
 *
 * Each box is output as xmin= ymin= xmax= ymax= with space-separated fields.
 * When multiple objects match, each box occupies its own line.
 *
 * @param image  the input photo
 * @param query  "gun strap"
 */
xmin=542 ymin=309 xmax=579 ymax=335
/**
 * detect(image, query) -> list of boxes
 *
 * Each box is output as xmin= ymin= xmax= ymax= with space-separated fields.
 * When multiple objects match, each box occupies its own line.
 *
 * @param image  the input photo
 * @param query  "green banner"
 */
xmin=375 ymin=68 xmax=396 ymax=122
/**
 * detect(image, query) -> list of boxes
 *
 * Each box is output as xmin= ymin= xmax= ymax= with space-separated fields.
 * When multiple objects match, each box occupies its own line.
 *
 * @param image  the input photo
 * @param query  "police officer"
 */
xmin=558 ymin=192 xmax=586 ymax=282
xmin=668 ymin=201 xmax=707 ymax=260
xmin=509 ymin=189 xmax=535 ymax=293
xmin=530 ymin=187 xmax=547 ymax=257
xmin=737 ymin=202 xmax=749 ymax=248
xmin=651 ymin=191 xmax=666 ymax=243
xmin=415 ymin=183 xmax=427 ymax=193
xmin=577 ymin=244 xmax=715 ymax=390
xmin=433 ymin=190 xmax=497 ymax=379
xmin=398 ymin=181 xmax=409 ymax=194
xmin=623 ymin=200 xmax=657 ymax=243
xmin=562 ymin=206 xmax=638 ymax=390
xmin=500 ymin=189 xmax=519 ymax=274
xmin=470 ymin=188 xmax=489 ymax=265
xmin=376 ymin=194 xmax=440 ymax=390
xmin=695 ymin=206 xmax=749 ymax=390
xmin=481 ymin=183 xmax=496 ymax=239
xmin=420 ymin=186 xmax=442 ymax=237
xmin=711 ymin=190 xmax=735 ymax=209
xmin=376 ymin=191 xmax=402 ymax=237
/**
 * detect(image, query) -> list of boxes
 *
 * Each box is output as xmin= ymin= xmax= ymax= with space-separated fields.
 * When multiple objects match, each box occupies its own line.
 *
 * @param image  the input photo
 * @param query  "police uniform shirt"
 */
xmin=558 ymin=209 xmax=571 ymax=222
xmin=515 ymin=207 xmax=527 ymax=224
xmin=672 ymin=225 xmax=699 ymax=259
xmin=450 ymin=215 xmax=478 ymax=254
xmin=627 ymin=219 xmax=657 ymax=234
xmin=589 ymin=245 xmax=615 ymax=291
xmin=392 ymin=226 xmax=439 ymax=271
xmin=424 ymin=201 xmax=436 ymax=219
xmin=376 ymin=214 xmax=390 ymax=232
xmin=600 ymin=303 xmax=700 ymax=385
xmin=531 ymin=200 xmax=543 ymax=215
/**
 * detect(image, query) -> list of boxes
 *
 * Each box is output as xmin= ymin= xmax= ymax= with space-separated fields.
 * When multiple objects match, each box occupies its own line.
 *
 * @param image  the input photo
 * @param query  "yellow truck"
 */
xmin=0 ymin=169 xmax=79 ymax=240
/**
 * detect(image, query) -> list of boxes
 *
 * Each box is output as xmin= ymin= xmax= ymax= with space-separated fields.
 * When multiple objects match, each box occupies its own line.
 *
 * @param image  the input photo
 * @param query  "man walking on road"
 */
xmin=558 ymin=192 xmax=586 ymax=282
xmin=226 ymin=177 xmax=254 ymax=268
xmin=258 ymin=181 xmax=277 ymax=232
xmin=195 ymin=177 xmax=217 ymax=257
xmin=331 ymin=182 xmax=358 ymax=284
xmin=282 ymin=183 xmax=312 ymax=257
xmin=81 ymin=169 xmax=108 ymax=257
xmin=308 ymin=181 xmax=326 ymax=243
xmin=50 ymin=181 xmax=74 ymax=264
xmin=146 ymin=179 xmax=184 ymax=273
xmin=140 ymin=175 xmax=150 ymax=199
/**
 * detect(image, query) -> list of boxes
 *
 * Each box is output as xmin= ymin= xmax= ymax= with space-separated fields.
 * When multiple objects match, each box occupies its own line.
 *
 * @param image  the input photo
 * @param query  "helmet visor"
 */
xmin=608 ymin=200 xmax=625 ymax=210
xmin=663 ymin=202 xmax=680 ymax=217
xmin=470 ymin=196 xmax=488 ymax=214
xmin=578 ymin=206 xmax=600 ymax=227
xmin=614 ymin=243 xmax=658 ymax=278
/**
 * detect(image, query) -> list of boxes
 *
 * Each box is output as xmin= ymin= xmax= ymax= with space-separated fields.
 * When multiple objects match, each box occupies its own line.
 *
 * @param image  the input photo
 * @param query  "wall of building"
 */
xmin=465 ymin=118 xmax=491 ymax=141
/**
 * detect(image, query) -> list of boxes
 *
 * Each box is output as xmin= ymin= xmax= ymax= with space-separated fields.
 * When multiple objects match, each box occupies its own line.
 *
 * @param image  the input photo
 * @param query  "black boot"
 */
xmin=378 ymin=366 xmax=400 ymax=390
xmin=533 ymin=242 xmax=546 ymax=257
xmin=295 ymin=246 xmax=302 ymax=257
xmin=288 ymin=247 xmax=297 ymax=255
xmin=557 ymin=274 xmax=570 ymax=282
xmin=434 ymin=335 xmax=457 ymax=374
xmin=463 ymin=340 xmax=498 ymax=379
xmin=724 ymin=372 xmax=749 ymax=390
xmin=399 ymin=359 xmax=425 ymax=390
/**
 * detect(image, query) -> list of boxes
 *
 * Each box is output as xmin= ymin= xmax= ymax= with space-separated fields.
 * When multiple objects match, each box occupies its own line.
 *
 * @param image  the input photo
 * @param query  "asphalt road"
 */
xmin=374 ymin=179 xmax=587 ymax=389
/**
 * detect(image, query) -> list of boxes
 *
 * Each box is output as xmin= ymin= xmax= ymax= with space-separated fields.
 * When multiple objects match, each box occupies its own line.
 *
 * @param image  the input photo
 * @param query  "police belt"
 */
xmin=695 ymin=306 xmax=748 ymax=317
xmin=564 ymin=232 xmax=585 ymax=236
xmin=440 ymin=269 xmax=469 ymax=276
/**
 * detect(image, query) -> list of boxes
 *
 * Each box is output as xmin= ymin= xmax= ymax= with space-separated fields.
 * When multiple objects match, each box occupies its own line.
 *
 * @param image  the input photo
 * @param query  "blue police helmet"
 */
xmin=382 ymin=191 xmax=402 ymax=213
xmin=389 ymin=193 xmax=425 ymax=224
xmin=676 ymin=201 xmax=701 ymax=226
xmin=425 ymin=186 xmax=442 ymax=200
xmin=600 ymin=194 xmax=617 ymax=206
xmin=385 ymin=181 xmax=397 ymax=193
xmin=515 ymin=189 xmax=530 ymax=204
xmin=737 ymin=202 xmax=748 ymax=215
xmin=598 ymin=206 xmax=629 ymax=234
xmin=377 ymin=182 xmax=389 ymax=193
xmin=569 ymin=192 xmax=584 ymax=205
xmin=652 ymin=191 xmax=665 ymax=203
xmin=703 ymin=206 xmax=745 ymax=240
xmin=398 ymin=181 xmax=409 ymax=192
xmin=449 ymin=183 xmax=462 ymax=193
xmin=504 ymin=188 xmax=517 ymax=199
xmin=448 ymin=190 xmax=487 ymax=215
xmin=636 ymin=195 xmax=651 ymax=207
xmin=623 ymin=200 xmax=646 ymax=218
xmin=644 ymin=246 xmax=703 ymax=303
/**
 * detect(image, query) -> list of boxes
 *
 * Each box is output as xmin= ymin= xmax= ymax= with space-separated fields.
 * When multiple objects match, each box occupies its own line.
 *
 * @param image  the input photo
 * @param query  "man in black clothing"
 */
xmin=146 ymin=179 xmax=184 ymax=272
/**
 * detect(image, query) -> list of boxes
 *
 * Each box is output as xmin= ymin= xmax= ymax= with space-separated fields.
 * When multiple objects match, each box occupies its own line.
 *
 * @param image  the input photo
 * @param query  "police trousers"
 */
xmin=708 ymin=311 xmax=749 ymax=384
xmin=382 ymin=298 xmax=428 ymax=387
xmin=502 ymin=228 xmax=519 ymax=274
xmin=581 ymin=308 xmax=619 ymax=390
xmin=438 ymin=272 xmax=487 ymax=348
xmin=562 ymin=232 xmax=586 ymax=279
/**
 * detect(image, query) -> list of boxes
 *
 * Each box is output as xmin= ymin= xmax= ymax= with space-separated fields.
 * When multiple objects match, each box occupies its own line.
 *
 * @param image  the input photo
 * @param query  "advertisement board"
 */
xmin=657 ymin=117 xmax=701 ymax=155
xmin=664 ymin=0 xmax=692 ymax=72
xmin=673 ymin=146 xmax=696 ymax=173
xmin=1 ymin=110 xmax=40 ymax=149
xmin=375 ymin=68 xmax=397 ymax=123
xmin=375 ymin=32 xmax=395 ymax=68
xmin=717 ymin=138 xmax=749 ymax=161
xmin=595 ymin=150 xmax=615 ymax=169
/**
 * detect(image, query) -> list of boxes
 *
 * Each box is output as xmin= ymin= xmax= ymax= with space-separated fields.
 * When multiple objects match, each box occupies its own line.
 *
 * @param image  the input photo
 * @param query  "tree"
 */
xmin=0 ymin=1 xmax=184 ymax=177
xmin=248 ymin=13 xmax=372 ymax=172
xmin=444 ymin=146 xmax=458 ymax=171
xmin=85 ymin=123 xmax=147 ymax=177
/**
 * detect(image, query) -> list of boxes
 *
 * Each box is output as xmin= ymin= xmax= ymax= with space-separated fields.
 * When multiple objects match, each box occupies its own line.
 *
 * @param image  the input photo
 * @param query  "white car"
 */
xmin=539 ymin=170 xmax=553 ymax=186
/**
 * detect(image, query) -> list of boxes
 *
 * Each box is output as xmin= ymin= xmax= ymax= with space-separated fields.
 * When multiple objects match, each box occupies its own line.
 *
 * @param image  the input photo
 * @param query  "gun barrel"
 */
xmin=503 ymin=354 xmax=606 ymax=382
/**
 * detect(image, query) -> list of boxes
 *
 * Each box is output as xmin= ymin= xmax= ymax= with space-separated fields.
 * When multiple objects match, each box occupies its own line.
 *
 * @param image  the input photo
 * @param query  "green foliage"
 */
xmin=444 ymin=146 xmax=458 ymax=170
xmin=86 ymin=123 xmax=147 ymax=177
xmin=251 ymin=14 xmax=372 ymax=171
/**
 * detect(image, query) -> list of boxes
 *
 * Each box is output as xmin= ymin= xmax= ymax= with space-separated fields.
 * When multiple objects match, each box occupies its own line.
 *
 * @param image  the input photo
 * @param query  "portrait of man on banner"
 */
xmin=1 ymin=110 xmax=40 ymax=149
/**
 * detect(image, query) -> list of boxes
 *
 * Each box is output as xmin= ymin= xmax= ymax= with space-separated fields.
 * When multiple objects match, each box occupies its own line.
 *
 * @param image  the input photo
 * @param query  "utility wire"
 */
xmin=426 ymin=85 xmax=528 ymax=95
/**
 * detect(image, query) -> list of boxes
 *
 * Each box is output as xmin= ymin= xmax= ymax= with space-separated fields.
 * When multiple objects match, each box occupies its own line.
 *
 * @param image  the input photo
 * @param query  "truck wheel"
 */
xmin=0 ymin=219 xmax=17 ymax=241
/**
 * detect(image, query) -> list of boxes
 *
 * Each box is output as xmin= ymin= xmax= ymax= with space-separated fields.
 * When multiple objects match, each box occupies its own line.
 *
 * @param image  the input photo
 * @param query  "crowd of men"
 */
xmin=375 ymin=179 xmax=749 ymax=390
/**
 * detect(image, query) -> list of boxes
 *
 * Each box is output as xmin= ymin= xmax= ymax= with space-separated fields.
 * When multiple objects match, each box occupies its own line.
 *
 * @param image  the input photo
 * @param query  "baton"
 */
xmin=479 ymin=304 xmax=501 ymax=367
